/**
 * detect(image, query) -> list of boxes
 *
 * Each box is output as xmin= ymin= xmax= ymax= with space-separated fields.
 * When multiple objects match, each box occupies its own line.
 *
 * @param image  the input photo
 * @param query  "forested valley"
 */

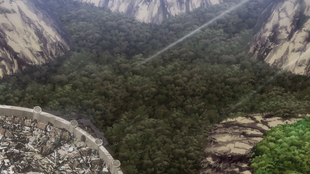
xmin=0 ymin=0 xmax=310 ymax=173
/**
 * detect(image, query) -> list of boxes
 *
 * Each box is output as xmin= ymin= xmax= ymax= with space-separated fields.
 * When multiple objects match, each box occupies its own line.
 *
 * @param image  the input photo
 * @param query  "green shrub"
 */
xmin=250 ymin=117 xmax=310 ymax=173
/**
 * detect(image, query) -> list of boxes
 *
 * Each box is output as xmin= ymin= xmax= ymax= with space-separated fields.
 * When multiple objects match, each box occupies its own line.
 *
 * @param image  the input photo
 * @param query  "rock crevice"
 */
xmin=249 ymin=0 xmax=310 ymax=76
xmin=200 ymin=114 xmax=308 ymax=174
xmin=77 ymin=0 xmax=224 ymax=24
xmin=0 ymin=0 xmax=70 ymax=77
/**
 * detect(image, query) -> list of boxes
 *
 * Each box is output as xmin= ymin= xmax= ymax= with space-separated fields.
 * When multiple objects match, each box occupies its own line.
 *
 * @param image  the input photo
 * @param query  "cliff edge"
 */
xmin=249 ymin=0 xmax=310 ymax=76
xmin=0 ymin=0 xmax=70 ymax=77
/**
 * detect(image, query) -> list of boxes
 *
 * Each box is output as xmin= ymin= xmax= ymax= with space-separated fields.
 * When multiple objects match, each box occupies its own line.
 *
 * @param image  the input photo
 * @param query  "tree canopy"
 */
xmin=251 ymin=118 xmax=310 ymax=174
xmin=0 ymin=0 xmax=309 ymax=173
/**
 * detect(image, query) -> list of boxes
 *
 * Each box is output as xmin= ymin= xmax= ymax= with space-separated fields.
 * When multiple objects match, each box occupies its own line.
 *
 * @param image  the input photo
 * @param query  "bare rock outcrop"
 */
xmin=77 ymin=0 xmax=224 ymax=24
xmin=0 ymin=0 xmax=70 ymax=77
xmin=249 ymin=0 xmax=310 ymax=76
xmin=200 ymin=114 xmax=308 ymax=174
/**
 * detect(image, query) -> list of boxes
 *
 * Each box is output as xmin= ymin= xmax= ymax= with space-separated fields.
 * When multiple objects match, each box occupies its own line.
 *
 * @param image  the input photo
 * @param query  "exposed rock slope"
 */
xmin=78 ymin=0 xmax=224 ymax=24
xmin=0 ymin=0 xmax=70 ymax=77
xmin=200 ymin=114 xmax=308 ymax=174
xmin=249 ymin=0 xmax=310 ymax=76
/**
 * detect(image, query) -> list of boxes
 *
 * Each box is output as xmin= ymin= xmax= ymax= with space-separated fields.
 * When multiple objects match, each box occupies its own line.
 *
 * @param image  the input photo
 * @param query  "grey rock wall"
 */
xmin=249 ymin=0 xmax=310 ymax=76
xmin=0 ymin=0 xmax=70 ymax=77
xmin=78 ymin=0 xmax=224 ymax=24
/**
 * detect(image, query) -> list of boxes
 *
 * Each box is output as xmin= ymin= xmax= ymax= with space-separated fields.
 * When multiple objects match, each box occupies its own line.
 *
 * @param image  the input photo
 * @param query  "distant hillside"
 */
xmin=77 ymin=0 xmax=224 ymax=24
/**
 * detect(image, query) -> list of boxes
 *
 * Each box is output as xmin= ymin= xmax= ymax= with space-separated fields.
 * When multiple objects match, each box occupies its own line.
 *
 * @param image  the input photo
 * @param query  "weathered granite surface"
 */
xmin=77 ymin=0 xmax=225 ymax=24
xmin=200 ymin=114 xmax=308 ymax=174
xmin=249 ymin=0 xmax=310 ymax=76
xmin=0 ymin=0 xmax=70 ymax=77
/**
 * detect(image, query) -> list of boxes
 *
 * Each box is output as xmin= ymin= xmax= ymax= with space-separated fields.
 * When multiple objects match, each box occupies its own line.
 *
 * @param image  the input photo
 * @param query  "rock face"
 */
xmin=249 ymin=0 xmax=310 ymax=76
xmin=200 ymin=114 xmax=308 ymax=174
xmin=78 ymin=0 xmax=224 ymax=24
xmin=0 ymin=0 xmax=70 ymax=77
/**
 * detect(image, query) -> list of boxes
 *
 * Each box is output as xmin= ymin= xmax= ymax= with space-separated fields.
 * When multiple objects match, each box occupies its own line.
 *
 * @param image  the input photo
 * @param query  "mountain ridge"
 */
xmin=77 ymin=0 xmax=224 ymax=24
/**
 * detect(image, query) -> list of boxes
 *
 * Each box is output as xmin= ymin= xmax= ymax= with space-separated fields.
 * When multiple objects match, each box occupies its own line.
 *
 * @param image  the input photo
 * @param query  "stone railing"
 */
xmin=0 ymin=105 xmax=123 ymax=174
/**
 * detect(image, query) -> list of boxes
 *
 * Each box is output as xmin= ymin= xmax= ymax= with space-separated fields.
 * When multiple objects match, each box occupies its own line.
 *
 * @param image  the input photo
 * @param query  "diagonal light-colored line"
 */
xmin=131 ymin=0 xmax=250 ymax=70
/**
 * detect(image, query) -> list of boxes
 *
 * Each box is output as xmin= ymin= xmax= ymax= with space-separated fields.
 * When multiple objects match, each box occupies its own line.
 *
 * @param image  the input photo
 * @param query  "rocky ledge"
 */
xmin=0 ymin=115 xmax=108 ymax=173
xmin=200 ymin=114 xmax=308 ymax=174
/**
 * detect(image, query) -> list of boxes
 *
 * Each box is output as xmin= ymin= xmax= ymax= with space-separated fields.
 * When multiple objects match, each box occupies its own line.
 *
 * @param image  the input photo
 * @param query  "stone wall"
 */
xmin=0 ymin=105 xmax=123 ymax=174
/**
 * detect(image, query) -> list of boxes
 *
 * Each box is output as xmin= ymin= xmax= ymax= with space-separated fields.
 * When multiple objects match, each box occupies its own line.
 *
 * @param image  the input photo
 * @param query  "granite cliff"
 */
xmin=0 ymin=0 xmax=70 ymax=77
xmin=77 ymin=0 xmax=224 ymax=24
xmin=249 ymin=0 xmax=310 ymax=76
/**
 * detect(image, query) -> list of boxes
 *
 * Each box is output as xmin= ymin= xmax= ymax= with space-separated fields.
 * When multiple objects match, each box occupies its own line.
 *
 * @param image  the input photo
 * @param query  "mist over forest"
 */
xmin=0 ymin=0 xmax=310 ymax=173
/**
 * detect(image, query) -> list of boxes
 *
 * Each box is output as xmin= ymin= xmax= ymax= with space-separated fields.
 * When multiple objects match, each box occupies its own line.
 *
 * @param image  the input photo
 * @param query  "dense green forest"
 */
xmin=250 ymin=118 xmax=310 ymax=174
xmin=0 ymin=0 xmax=310 ymax=173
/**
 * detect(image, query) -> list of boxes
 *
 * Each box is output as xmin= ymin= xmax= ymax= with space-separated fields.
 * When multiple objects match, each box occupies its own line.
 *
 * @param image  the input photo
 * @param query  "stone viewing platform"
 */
xmin=0 ymin=105 xmax=123 ymax=174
